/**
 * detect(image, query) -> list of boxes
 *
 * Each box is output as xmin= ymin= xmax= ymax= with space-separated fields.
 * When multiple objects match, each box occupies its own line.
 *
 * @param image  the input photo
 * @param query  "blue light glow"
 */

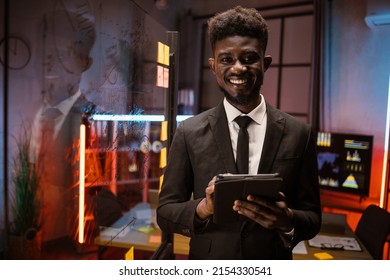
xmin=91 ymin=114 xmax=193 ymax=122
xmin=91 ymin=114 xmax=164 ymax=122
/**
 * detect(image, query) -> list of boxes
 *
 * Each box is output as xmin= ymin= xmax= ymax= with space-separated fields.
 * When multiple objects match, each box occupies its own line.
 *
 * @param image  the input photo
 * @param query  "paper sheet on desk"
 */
xmin=292 ymin=241 xmax=308 ymax=254
xmin=308 ymin=234 xmax=362 ymax=251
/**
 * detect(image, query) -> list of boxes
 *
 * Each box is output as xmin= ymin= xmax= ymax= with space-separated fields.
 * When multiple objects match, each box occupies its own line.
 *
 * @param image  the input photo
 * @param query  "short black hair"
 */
xmin=207 ymin=6 xmax=268 ymax=53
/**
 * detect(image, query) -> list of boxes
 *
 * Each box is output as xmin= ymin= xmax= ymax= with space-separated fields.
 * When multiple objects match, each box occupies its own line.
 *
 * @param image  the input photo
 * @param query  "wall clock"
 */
xmin=0 ymin=36 xmax=31 ymax=70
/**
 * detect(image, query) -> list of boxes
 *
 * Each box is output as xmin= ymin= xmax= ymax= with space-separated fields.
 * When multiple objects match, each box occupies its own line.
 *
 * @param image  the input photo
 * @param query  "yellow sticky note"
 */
xmin=138 ymin=225 xmax=154 ymax=234
xmin=157 ymin=42 xmax=164 ymax=64
xmin=314 ymin=252 xmax=334 ymax=260
xmin=164 ymin=45 xmax=170 ymax=66
xmin=125 ymin=246 xmax=134 ymax=260
xmin=159 ymin=175 xmax=164 ymax=192
xmin=157 ymin=42 xmax=170 ymax=66
xmin=160 ymin=121 xmax=167 ymax=141
xmin=160 ymin=147 xmax=167 ymax=168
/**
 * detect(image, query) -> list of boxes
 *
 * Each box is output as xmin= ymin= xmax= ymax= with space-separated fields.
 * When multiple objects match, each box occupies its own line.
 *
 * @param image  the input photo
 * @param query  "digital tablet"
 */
xmin=213 ymin=173 xmax=283 ymax=225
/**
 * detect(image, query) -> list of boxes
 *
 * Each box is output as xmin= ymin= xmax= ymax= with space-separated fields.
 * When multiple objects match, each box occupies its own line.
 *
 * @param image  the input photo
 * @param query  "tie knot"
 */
xmin=235 ymin=116 xmax=252 ymax=129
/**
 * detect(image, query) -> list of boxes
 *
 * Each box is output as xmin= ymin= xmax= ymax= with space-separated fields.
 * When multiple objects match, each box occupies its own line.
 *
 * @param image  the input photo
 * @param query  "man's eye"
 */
xmin=242 ymin=56 xmax=258 ymax=64
xmin=221 ymin=57 xmax=233 ymax=64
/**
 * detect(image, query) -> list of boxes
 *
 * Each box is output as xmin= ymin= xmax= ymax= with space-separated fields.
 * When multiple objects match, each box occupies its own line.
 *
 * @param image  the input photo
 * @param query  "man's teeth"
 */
xmin=230 ymin=79 xmax=247 ymax=85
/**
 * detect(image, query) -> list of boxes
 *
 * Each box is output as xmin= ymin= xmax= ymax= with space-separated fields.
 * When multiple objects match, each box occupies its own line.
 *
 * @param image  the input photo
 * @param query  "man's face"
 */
xmin=208 ymin=36 xmax=271 ymax=108
xmin=43 ymin=10 xmax=94 ymax=106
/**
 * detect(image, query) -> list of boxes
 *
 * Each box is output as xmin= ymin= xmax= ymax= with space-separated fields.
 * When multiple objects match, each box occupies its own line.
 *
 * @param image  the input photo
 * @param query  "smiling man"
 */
xmin=157 ymin=6 xmax=321 ymax=260
xmin=208 ymin=35 xmax=271 ymax=112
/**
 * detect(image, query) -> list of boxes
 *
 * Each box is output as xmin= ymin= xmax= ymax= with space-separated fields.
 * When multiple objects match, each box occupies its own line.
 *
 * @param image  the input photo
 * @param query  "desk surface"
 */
xmin=293 ymin=226 xmax=372 ymax=260
xmin=95 ymin=214 xmax=372 ymax=260
xmin=95 ymin=227 xmax=190 ymax=256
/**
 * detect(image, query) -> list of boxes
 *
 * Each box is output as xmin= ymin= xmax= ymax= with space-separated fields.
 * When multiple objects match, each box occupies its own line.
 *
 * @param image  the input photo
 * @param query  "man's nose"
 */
xmin=231 ymin=60 xmax=247 ymax=73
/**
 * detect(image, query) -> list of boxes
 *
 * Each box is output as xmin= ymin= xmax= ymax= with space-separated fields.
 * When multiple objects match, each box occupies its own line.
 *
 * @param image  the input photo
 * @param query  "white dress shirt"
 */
xmin=29 ymin=89 xmax=82 ymax=163
xmin=223 ymin=94 xmax=267 ymax=174
xmin=53 ymin=89 xmax=81 ymax=138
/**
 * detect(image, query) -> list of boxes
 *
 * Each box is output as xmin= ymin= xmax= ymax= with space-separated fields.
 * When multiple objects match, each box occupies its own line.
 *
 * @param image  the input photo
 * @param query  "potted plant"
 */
xmin=8 ymin=125 xmax=43 ymax=259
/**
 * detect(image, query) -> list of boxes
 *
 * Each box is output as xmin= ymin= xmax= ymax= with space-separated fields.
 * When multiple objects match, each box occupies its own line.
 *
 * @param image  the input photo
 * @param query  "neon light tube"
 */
xmin=91 ymin=114 xmax=165 ymax=122
xmin=176 ymin=115 xmax=193 ymax=122
xmin=380 ymin=74 xmax=390 ymax=208
xmin=78 ymin=123 xmax=86 ymax=243
xmin=91 ymin=114 xmax=193 ymax=122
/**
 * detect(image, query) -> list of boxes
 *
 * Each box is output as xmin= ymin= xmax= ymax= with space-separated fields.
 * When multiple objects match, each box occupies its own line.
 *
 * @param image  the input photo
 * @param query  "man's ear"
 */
xmin=208 ymin=58 xmax=216 ymax=74
xmin=264 ymin=55 xmax=272 ymax=72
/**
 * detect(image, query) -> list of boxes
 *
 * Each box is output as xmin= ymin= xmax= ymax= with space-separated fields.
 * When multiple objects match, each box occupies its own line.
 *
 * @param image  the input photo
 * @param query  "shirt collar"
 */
xmin=54 ymin=89 xmax=82 ymax=115
xmin=223 ymin=94 xmax=267 ymax=125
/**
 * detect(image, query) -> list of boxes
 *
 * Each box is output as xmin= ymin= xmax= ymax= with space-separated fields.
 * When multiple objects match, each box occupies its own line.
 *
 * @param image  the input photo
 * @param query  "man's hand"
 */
xmin=196 ymin=176 xmax=216 ymax=220
xmin=232 ymin=192 xmax=294 ymax=231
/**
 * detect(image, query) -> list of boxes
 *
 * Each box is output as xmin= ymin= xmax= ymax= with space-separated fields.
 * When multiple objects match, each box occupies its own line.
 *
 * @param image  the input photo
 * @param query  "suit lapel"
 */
xmin=257 ymin=103 xmax=286 ymax=174
xmin=208 ymin=103 xmax=237 ymax=174
xmin=207 ymin=102 xmax=286 ymax=175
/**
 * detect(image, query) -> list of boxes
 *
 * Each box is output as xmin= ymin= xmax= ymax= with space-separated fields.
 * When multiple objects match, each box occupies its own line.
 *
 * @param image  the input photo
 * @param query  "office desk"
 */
xmin=94 ymin=211 xmax=190 ymax=257
xmin=293 ymin=226 xmax=373 ymax=260
xmin=94 ymin=214 xmax=372 ymax=260
xmin=95 ymin=227 xmax=189 ymax=256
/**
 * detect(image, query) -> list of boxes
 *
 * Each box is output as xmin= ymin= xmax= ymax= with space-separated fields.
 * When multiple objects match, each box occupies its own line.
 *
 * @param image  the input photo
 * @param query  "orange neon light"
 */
xmin=380 ymin=76 xmax=390 ymax=208
xmin=79 ymin=123 xmax=86 ymax=243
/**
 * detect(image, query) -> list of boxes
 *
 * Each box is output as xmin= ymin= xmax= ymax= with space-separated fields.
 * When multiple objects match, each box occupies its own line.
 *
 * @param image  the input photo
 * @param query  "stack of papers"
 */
xmin=308 ymin=234 xmax=362 ymax=251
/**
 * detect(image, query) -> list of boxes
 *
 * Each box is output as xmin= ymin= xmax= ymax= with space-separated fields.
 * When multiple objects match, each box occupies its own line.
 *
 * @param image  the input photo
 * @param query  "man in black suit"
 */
xmin=157 ymin=6 xmax=321 ymax=259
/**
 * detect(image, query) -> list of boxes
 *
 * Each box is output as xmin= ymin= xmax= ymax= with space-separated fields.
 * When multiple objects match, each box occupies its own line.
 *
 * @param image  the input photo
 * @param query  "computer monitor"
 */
xmin=316 ymin=131 xmax=373 ymax=196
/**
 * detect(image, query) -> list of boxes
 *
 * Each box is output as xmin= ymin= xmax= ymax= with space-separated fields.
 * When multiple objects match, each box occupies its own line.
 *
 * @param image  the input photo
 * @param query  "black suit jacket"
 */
xmin=157 ymin=102 xmax=321 ymax=259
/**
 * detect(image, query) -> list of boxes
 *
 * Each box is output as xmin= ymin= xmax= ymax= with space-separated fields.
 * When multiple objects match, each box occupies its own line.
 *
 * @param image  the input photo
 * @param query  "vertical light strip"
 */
xmin=78 ymin=123 xmax=86 ymax=243
xmin=380 ymin=74 xmax=390 ymax=208
xmin=110 ymin=121 xmax=118 ymax=195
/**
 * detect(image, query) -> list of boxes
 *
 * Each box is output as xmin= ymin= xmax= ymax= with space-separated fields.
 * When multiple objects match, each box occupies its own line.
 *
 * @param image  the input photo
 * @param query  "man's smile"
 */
xmin=229 ymin=78 xmax=248 ymax=85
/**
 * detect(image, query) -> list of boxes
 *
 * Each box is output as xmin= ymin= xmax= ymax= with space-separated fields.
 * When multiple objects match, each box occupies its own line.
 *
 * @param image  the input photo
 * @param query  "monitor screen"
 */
xmin=316 ymin=131 xmax=373 ymax=196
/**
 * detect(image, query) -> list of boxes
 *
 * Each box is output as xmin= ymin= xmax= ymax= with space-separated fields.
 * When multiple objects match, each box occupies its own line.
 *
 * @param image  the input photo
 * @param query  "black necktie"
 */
xmin=42 ymin=107 xmax=63 ymax=139
xmin=235 ymin=116 xmax=252 ymax=174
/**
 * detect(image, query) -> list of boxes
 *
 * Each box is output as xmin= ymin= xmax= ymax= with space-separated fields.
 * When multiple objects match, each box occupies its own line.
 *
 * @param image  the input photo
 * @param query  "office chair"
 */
xmin=93 ymin=188 xmax=125 ymax=227
xmin=92 ymin=188 xmax=128 ymax=259
xmin=355 ymin=204 xmax=390 ymax=259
